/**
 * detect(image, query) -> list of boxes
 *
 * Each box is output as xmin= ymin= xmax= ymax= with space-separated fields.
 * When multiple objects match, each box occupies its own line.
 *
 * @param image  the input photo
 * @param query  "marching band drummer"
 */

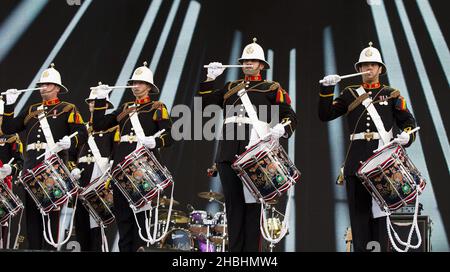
xmin=0 ymin=132 xmax=23 ymax=248
xmin=74 ymin=95 xmax=118 ymax=252
xmin=318 ymin=42 xmax=417 ymax=252
xmin=1 ymin=63 xmax=88 ymax=250
xmin=90 ymin=62 xmax=173 ymax=252
xmin=197 ymin=38 xmax=297 ymax=252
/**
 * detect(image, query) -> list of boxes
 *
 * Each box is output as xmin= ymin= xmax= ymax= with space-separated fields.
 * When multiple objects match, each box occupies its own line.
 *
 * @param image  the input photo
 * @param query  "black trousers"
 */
xmin=217 ymin=162 xmax=261 ymax=252
xmin=346 ymin=175 xmax=388 ymax=252
xmin=113 ymin=183 xmax=146 ymax=252
xmin=74 ymin=201 xmax=102 ymax=251
xmin=25 ymin=193 xmax=60 ymax=250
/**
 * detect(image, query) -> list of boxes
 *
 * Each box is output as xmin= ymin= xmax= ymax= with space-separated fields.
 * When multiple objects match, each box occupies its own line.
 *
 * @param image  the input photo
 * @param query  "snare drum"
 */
xmin=79 ymin=173 xmax=115 ymax=226
xmin=111 ymin=147 xmax=173 ymax=210
xmin=232 ymin=138 xmax=300 ymax=203
xmin=19 ymin=154 xmax=78 ymax=214
xmin=357 ymin=144 xmax=426 ymax=211
xmin=0 ymin=181 xmax=23 ymax=225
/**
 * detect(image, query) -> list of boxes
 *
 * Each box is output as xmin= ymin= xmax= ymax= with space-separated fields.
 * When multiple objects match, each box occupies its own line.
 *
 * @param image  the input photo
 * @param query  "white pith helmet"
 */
xmin=238 ymin=37 xmax=270 ymax=69
xmin=128 ymin=61 xmax=160 ymax=93
xmin=37 ymin=63 xmax=69 ymax=93
xmin=354 ymin=42 xmax=387 ymax=75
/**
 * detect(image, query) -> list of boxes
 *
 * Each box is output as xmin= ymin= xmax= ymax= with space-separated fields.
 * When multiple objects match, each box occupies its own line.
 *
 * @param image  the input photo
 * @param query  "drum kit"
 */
xmin=158 ymin=191 xmax=229 ymax=252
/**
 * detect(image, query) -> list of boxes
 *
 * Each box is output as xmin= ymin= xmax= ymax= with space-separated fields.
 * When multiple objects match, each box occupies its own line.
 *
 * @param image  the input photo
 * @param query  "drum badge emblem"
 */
xmin=246 ymin=46 xmax=254 ymax=54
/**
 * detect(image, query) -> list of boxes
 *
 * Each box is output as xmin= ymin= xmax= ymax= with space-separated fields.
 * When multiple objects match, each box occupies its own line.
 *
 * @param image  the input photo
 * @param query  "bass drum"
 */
xmin=160 ymin=228 xmax=193 ymax=251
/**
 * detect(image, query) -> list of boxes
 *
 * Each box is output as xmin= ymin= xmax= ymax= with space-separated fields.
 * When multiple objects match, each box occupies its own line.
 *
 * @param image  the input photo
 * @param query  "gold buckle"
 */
xmin=364 ymin=132 xmax=374 ymax=141
xmin=35 ymin=142 xmax=43 ymax=151
xmin=128 ymin=135 xmax=136 ymax=143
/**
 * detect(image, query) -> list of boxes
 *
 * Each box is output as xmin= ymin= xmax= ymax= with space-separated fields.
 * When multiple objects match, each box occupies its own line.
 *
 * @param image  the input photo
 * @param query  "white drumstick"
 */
xmin=319 ymin=71 xmax=371 ymax=84
xmin=203 ymin=64 xmax=253 ymax=68
xmin=1 ymin=87 xmax=43 ymax=95
xmin=373 ymin=127 xmax=421 ymax=153
xmin=89 ymin=85 xmax=137 ymax=90
xmin=153 ymin=129 xmax=165 ymax=138
xmin=37 ymin=131 xmax=79 ymax=160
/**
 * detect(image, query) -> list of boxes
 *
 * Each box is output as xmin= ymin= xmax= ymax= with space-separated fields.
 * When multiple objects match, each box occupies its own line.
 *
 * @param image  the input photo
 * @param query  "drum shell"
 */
xmin=232 ymin=139 xmax=299 ymax=203
xmin=79 ymin=174 xmax=115 ymax=226
xmin=357 ymin=144 xmax=426 ymax=211
xmin=18 ymin=154 xmax=78 ymax=214
xmin=111 ymin=147 xmax=173 ymax=210
xmin=0 ymin=181 xmax=24 ymax=224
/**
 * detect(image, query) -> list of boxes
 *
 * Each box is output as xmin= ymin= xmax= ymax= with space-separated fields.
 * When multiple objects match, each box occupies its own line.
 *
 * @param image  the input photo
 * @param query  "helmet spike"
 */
xmin=253 ymin=37 xmax=257 ymax=43
xmin=143 ymin=61 xmax=148 ymax=67
xmin=50 ymin=63 xmax=55 ymax=68
xmin=368 ymin=41 xmax=373 ymax=47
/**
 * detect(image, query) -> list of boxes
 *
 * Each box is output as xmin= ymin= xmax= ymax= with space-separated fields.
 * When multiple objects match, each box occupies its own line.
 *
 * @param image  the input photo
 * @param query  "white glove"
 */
xmin=70 ymin=168 xmax=82 ymax=180
xmin=56 ymin=136 xmax=71 ymax=150
xmin=139 ymin=135 xmax=156 ymax=149
xmin=271 ymin=123 xmax=286 ymax=139
xmin=92 ymin=84 xmax=112 ymax=99
xmin=393 ymin=131 xmax=410 ymax=146
xmin=321 ymin=75 xmax=341 ymax=86
xmin=0 ymin=164 xmax=12 ymax=179
xmin=207 ymin=62 xmax=225 ymax=80
xmin=4 ymin=89 xmax=21 ymax=105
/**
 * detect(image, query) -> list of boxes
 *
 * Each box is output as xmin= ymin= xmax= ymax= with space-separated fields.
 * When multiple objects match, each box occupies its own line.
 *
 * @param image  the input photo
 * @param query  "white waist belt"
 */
xmin=350 ymin=132 xmax=381 ymax=141
xmin=224 ymin=116 xmax=253 ymax=125
xmin=27 ymin=142 xmax=48 ymax=151
xmin=120 ymin=134 xmax=138 ymax=143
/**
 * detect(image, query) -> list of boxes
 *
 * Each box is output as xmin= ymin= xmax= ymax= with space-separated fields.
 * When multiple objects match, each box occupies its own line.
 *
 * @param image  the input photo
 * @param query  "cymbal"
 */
xmin=265 ymin=199 xmax=278 ymax=205
xmin=198 ymin=191 xmax=224 ymax=201
xmin=159 ymin=209 xmax=189 ymax=224
xmin=156 ymin=196 xmax=180 ymax=206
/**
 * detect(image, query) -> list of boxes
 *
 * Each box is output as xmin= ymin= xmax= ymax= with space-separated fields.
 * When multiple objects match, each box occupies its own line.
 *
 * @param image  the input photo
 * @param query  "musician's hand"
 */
xmin=139 ymin=135 xmax=156 ymax=149
xmin=0 ymin=164 xmax=12 ymax=179
xmin=70 ymin=168 xmax=82 ymax=180
xmin=4 ymin=89 xmax=20 ymax=105
xmin=92 ymin=84 xmax=112 ymax=99
xmin=56 ymin=136 xmax=71 ymax=150
xmin=271 ymin=123 xmax=286 ymax=139
xmin=321 ymin=75 xmax=341 ymax=86
xmin=207 ymin=62 xmax=225 ymax=81
xmin=393 ymin=131 xmax=410 ymax=146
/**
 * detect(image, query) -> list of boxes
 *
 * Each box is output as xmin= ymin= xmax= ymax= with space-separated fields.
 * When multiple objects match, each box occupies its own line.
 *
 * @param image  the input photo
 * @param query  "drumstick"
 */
xmin=1 ymin=87 xmax=43 ymax=96
xmin=36 ymin=131 xmax=79 ymax=160
xmin=89 ymin=85 xmax=137 ymax=90
xmin=153 ymin=129 xmax=165 ymax=138
xmin=373 ymin=127 xmax=421 ymax=153
xmin=319 ymin=71 xmax=371 ymax=84
xmin=203 ymin=64 xmax=253 ymax=68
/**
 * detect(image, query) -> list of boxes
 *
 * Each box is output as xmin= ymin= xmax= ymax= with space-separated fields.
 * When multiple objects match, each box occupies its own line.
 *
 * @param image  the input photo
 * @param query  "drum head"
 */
xmin=359 ymin=144 xmax=400 ymax=175
xmin=160 ymin=228 xmax=193 ymax=251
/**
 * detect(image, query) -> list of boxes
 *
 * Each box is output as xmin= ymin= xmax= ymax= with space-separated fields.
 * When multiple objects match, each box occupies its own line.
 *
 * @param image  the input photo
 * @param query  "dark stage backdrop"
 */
xmin=0 ymin=0 xmax=449 ymax=251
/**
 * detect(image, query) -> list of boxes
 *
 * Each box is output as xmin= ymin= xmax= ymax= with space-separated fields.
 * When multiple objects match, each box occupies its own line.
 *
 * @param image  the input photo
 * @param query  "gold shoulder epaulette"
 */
xmin=61 ymin=102 xmax=75 ymax=113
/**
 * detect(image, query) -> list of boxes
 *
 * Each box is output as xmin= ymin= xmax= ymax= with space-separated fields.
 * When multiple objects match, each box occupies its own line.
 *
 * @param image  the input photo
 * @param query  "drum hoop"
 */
xmin=357 ymin=144 xmax=400 ymax=174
